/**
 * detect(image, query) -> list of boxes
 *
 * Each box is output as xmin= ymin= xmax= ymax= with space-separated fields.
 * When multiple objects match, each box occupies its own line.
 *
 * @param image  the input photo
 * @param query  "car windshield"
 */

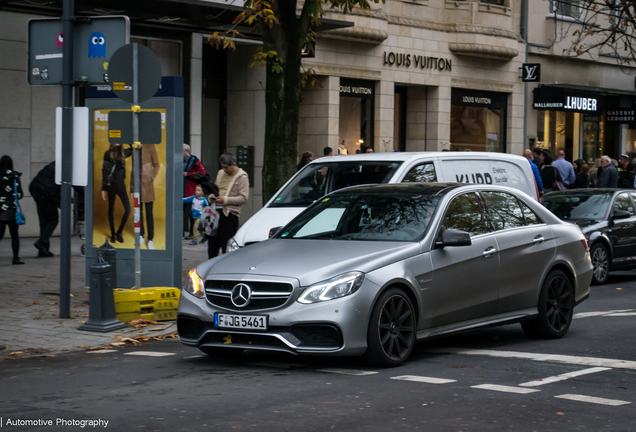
xmin=269 ymin=161 xmax=402 ymax=208
xmin=541 ymin=193 xmax=611 ymax=221
xmin=276 ymin=191 xmax=440 ymax=242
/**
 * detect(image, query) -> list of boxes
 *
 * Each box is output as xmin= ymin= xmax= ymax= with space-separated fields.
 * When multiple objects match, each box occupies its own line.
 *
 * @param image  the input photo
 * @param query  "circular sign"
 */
xmin=108 ymin=43 xmax=162 ymax=103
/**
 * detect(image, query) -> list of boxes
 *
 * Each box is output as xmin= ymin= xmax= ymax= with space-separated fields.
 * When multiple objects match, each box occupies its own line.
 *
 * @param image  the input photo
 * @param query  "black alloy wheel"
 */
xmin=590 ymin=243 xmax=609 ymax=285
xmin=364 ymin=288 xmax=416 ymax=367
xmin=522 ymin=269 xmax=574 ymax=339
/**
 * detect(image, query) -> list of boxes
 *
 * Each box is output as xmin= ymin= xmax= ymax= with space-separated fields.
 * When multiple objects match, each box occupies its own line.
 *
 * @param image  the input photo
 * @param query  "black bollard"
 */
xmin=79 ymin=251 xmax=126 ymax=332
xmin=98 ymin=238 xmax=117 ymax=288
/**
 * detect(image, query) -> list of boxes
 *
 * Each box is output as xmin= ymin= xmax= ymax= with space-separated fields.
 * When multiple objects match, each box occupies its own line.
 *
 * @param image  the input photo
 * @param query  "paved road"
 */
xmin=2 ymin=274 xmax=635 ymax=432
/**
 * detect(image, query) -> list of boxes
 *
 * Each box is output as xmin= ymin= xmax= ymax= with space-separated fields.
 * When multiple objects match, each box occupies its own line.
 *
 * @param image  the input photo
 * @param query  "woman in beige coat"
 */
xmin=207 ymin=152 xmax=249 ymax=258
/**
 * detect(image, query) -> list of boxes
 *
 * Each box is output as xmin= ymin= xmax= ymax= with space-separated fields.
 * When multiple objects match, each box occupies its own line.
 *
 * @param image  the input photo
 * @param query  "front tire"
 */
xmin=522 ymin=269 xmax=574 ymax=339
xmin=363 ymin=288 xmax=416 ymax=367
xmin=590 ymin=243 xmax=610 ymax=285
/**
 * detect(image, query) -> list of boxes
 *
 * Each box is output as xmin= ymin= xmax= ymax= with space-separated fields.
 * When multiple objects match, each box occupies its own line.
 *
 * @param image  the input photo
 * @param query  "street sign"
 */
xmin=108 ymin=111 xmax=162 ymax=145
xmin=27 ymin=16 xmax=130 ymax=85
xmin=522 ymin=63 xmax=541 ymax=82
xmin=108 ymin=44 xmax=162 ymax=104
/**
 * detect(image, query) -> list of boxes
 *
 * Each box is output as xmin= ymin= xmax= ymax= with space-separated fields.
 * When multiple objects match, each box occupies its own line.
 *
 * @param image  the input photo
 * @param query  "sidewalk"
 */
xmin=0 ymin=235 xmax=208 ymax=360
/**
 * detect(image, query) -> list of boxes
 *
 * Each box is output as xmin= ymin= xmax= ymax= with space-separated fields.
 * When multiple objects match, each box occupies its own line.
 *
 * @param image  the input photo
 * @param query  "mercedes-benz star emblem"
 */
xmin=231 ymin=283 xmax=252 ymax=308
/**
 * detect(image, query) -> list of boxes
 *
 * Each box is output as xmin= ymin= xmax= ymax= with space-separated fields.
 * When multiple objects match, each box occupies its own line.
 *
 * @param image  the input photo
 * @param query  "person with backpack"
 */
xmin=183 ymin=144 xmax=207 ymax=240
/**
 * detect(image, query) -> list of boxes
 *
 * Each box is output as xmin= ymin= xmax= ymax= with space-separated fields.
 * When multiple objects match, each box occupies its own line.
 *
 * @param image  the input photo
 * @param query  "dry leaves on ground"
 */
xmin=109 ymin=332 xmax=178 ymax=347
xmin=33 ymin=301 xmax=41 ymax=305
xmin=126 ymin=319 xmax=163 ymax=328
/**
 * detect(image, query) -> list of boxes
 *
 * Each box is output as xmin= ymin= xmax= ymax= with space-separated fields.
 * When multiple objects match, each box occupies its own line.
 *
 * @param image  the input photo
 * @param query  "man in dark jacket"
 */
xmin=29 ymin=162 xmax=60 ymax=257
xmin=596 ymin=156 xmax=619 ymax=188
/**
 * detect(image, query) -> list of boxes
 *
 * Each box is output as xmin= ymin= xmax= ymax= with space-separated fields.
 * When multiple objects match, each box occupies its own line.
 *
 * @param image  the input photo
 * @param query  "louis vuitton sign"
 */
xmin=383 ymin=51 xmax=452 ymax=72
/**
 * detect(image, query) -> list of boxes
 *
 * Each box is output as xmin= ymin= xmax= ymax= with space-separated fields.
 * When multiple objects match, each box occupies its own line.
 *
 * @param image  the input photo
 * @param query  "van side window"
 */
xmin=480 ymin=192 xmax=525 ymax=231
xmin=402 ymin=163 xmax=437 ymax=183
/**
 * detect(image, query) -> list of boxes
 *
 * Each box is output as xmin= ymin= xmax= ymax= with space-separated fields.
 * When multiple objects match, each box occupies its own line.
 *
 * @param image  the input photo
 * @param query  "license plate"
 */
xmin=214 ymin=313 xmax=268 ymax=330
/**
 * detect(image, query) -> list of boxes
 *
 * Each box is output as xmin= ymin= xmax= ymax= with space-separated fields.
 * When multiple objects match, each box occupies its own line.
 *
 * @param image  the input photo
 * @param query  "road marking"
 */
xmin=317 ymin=368 xmax=379 ymax=376
xmin=519 ymin=367 xmax=611 ymax=387
xmin=249 ymin=362 xmax=306 ymax=369
xmin=471 ymin=384 xmax=540 ymax=394
xmin=428 ymin=348 xmax=636 ymax=370
xmin=605 ymin=312 xmax=636 ymax=317
xmin=183 ymin=355 xmax=205 ymax=359
xmin=123 ymin=351 xmax=176 ymax=357
xmin=86 ymin=349 xmax=118 ymax=354
xmin=555 ymin=394 xmax=631 ymax=406
xmin=391 ymin=375 xmax=456 ymax=384
xmin=574 ymin=309 xmax=634 ymax=319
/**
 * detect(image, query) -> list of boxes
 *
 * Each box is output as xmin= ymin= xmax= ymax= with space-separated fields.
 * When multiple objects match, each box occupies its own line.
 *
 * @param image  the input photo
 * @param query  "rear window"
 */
xmin=270 ymin=161 xmax=402 ymax=208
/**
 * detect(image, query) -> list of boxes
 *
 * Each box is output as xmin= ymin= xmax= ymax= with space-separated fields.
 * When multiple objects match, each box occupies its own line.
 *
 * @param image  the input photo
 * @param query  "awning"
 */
xmin=533 ymin=84 xmax=636 ymax=119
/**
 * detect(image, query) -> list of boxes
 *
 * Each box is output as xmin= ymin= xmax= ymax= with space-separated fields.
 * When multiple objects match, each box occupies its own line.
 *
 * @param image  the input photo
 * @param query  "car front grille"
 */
xmin=204 ymin=280 xmax=294 ymax=311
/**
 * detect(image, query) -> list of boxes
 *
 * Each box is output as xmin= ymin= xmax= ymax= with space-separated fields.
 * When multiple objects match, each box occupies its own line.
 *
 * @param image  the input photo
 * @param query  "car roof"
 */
xmin=308 ymin=151 xmax=526 ymax=164
xmin=543 ymin=189 xmax=629 ymax=197
xmin=330 ymin=182 xmax=465 ymax=197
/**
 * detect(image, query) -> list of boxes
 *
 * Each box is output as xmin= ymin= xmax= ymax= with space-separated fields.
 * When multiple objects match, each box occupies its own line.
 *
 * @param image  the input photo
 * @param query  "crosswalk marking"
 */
xmin=317 ymin=368 xmax=378 ymax=376
xmin=555 ymin=394 xmax=631 ymax=406
xmin=471 ymin=384 xmax=540 ymax=394
xmin=391 ymin=375 xmax=456 ymax=384
xmin=605 ymin=312 xmax=636 ymax=317
xmin=123 ymin=351 xmax=176 ymax=357
xmin=519 ymin=367 xmax=611 ymax=387
xmin=86 ymin=349 xmax=118 ymax=354
xmin=428 ymin=348 xmax=636 ymax=370
xmin=574 ymin=309 xmax=634 ymax=319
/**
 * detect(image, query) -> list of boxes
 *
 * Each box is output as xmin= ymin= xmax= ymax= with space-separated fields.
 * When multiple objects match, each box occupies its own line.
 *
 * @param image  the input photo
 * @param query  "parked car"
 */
xmin=541 ymin=188 xmax=636 ymax=285
xmin=228 ymin=152 xmax=539 ymax=251
xmin=178 ymin=183 xmax=591 ymax=367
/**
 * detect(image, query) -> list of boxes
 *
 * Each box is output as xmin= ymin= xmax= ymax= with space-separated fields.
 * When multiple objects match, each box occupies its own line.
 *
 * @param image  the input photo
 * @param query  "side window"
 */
xmin=519 ymin=201 xmax=542 ymax=225
xmin=613 ymin=193 xmax=635 ymax=216
xmin=441 ymin=193 xmax=488 ymax=237
xmin=480 ymin=191 xmax=526 ymax=231
xmin=402 ymin=163 xmax=437 ymax=183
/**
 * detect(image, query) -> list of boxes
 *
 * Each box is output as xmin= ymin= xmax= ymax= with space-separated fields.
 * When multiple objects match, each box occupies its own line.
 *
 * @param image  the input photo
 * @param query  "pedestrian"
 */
xmin=571 ymin=163 xmax=594 ymax=189
xmin=207 ymin=153 xmax=249 ymax=258
xmin=131 ymin=144 xmax=160 ymax=250
xmin=539 ymin=154 xmax=564 ymax=191
xmin=366 ymin=148 xmax=374 ymax=153
xmin=183 ymin=144 xmax=206 ymax=240
xmin=323 ymin=146 xmax=333 ymax=157
xmin=0 ymin=155 xmax=24 ymax=264
xmin=297 ymin=151 xmax=313 ymax=171
xmin=590 ymin=158 xmax=603 ymax=183
xmin=552 ymin=150 xmax=576 ymax=187
xmin=618 ymin=154 xmax=630 ymax=171
xmin=29 ymin=161 xmax=60 ymax=257
xmin=532 ymin=147 xmax=542 ymax=169
xmin=183 ymin=184 xmax=208 ymax=245
xmin=523 ymin=149 xmax=543 ymax=195
xmin=101 ymin=143 xmax=131 ymax=243
xmin=618 ymin=163 xmax=635 ymax=189
xmin=596 ymin=155 xmax=619 ymax=188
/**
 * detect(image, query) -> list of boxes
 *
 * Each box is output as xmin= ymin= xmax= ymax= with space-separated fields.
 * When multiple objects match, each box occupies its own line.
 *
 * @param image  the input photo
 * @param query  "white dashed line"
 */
xmin=123 ymin=351 xmax=176 ymax=357
xmin=86 ymin=350 xmax=118 ymax=354
xmin=428 ymin=348 xmax=636 ymax=370
xmin=183 ymin=355 xmax=205 ymax=359
xmin=574 ymin=310 xmax=634 ymax=319
xmin=605 ymin=312 xmax=636 ymax=317
xmin=519 ymin=367 xmax=611 ymax=387
xmin=391 ymin=375 xmax=456 ymax=384
xmin=555 ymin=394 xmax=631 ymax=406
xmin=316 ymin=368 xmax=379 ymax=376
xmin=471 ymin=384 xmax=540 ymax=394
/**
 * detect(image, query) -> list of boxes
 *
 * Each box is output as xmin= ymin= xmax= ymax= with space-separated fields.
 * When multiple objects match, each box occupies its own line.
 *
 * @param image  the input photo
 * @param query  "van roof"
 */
xmin=310 ymin=151 xmax=527 ymax=165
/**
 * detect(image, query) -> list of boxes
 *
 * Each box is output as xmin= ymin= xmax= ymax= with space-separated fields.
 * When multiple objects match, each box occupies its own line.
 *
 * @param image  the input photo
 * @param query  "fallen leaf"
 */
xmin=110 ymin=342 xmax=126 ymax=347
xmin=149 ymin=327 xmax=164 ymax=331
xmin=9 ymin=351 xmax=24 ymax=356
xmin=127 ymin=319 xmax=161 ymax=328
xmin=422 ymin=404 xmax=428 ymax=407
xmin=33 ymin=301 xmax=41 ymax=305
xmin=48 ymin=302 xmax=58 ymax=305
xmin=111 ymin=335 xmax=124 ymax=339
xmin=87 ymin=346 xmax=111 ymax=351
xmin=557 ymin=412 xmax=565 ymax=416
xmin=32 ymin=317 xmax=41 ymax=320
xmin=616 ymin=288 xmax=623 ymax=291
xmin=15 ymin=305 xmax=26 ymax=308
xmin=70 ymin=294 xmax=75 ymax=297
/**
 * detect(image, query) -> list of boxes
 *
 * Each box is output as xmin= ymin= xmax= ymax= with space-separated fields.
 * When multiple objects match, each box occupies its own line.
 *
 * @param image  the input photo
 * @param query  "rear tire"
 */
xmin=590 ymin=243 xmax=610 ymax=285
xmin=522 ymin=269 xmax=574 ymax=339
xmin=199 ymin=346 xmax=244 ymax=357
xmin=363 ymin=288 xmax=416 ymax=368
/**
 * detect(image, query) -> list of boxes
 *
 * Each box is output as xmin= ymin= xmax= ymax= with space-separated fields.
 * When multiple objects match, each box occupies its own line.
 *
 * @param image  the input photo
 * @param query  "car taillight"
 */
xmin=580 ymin=233 xmax=590 ymax=253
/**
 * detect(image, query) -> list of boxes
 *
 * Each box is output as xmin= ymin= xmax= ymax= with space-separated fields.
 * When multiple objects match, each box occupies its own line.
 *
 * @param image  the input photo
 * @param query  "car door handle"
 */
xmin=483 ymin=247 xmax=497 ymax=257
xmin=533 ymin=235 xmax=545 ymax=244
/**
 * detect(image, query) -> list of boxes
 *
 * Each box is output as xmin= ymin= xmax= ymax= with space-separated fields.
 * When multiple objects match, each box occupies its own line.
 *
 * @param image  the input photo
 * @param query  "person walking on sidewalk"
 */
xmin=183 ymin=184 xmax=208 ymax=245
xmin=597 ymin=155 xmax=619 ymax=188
xmin=183 ymin=144 xmax=206 ymax=240
xmin=207 ymin=153 xmax=249 ymax=258
xmin=29 ymin=161 xmax=59 ymax=257
xmin=552 ymin=150 xmax=576 ymax=188
xmin=0 ymin=155 xmax=24 ymax=264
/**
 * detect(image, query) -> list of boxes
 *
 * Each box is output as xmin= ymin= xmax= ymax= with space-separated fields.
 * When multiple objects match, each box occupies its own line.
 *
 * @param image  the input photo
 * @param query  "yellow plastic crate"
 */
xmin=113 ymin=287 xmax=180 ymax=303
xmin=116 ymin=309 xmax=177 ymax=323
xmin=115 ymin=298 xmax=180 ymax=314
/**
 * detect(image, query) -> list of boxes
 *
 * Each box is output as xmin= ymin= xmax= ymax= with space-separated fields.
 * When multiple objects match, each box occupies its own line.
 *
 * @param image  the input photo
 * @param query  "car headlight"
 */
xmin=226 ymin=237 xmax=240 ymax=253
xmin=184 ymin=268 xmax=205 ymax=299
xmin=298 ymin=272 xmax=364 ymax=304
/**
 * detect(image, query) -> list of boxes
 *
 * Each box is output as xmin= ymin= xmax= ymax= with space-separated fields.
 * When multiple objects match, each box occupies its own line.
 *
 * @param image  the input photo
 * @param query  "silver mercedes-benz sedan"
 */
xmin=178 ymin=183 xmax=592 ymax=367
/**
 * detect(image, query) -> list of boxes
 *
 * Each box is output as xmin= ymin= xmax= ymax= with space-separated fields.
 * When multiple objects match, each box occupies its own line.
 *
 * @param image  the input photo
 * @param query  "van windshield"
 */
xmin=270 ymin=161 xmax=402 ymax=208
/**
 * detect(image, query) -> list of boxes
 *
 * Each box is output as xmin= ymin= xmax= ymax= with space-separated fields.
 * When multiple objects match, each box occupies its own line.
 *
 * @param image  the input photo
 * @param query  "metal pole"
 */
xmin=60 ymin=0 xmax=74 ymax=318
xmin=522 ymin=0 xmax=529 ymax=151
xmin=132 ymin=43 xmax=141 ymax=290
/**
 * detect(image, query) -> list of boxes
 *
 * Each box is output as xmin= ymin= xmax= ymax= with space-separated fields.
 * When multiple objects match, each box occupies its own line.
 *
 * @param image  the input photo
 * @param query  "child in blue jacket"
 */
xmin=183 ymin=184 xmax=208 ymax=244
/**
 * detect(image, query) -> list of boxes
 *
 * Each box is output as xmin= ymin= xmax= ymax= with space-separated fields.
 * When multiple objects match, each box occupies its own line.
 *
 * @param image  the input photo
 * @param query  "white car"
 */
xmin=229 ymin=152 xmax=539 ymax=251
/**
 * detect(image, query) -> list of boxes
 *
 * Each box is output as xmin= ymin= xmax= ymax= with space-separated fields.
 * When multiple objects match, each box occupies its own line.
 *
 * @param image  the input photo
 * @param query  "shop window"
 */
xmin=450 ymin=89 xmax=507 ymax=153
xmin=339 ymin=78 xmax=374 ymax=154
xmin=130 ymin=37 xmax=182 ymax=76
xmin=394 ymin=86 xmax=407 ymax=152
xmin=536 ymin=110 xmax=579 ymax=161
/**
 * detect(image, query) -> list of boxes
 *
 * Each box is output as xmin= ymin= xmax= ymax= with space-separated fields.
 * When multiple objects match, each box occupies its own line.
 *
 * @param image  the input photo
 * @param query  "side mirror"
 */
xmin=269 ymin=227 xmax=283 ymax=238
xmin=609 ymin=209 xmax=631 ymax=227
xmin=435 ymin=229 xmax=472 ymax=248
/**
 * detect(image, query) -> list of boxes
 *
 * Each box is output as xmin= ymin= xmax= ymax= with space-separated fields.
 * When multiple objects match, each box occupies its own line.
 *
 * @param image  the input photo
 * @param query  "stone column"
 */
xmin=298 ymin=76 xmax=339 ymax=158
xmin=189 ymin=34 xmax=203 ymax=157
xmin=426 ymin=80 xmax=451 ymax=151
xmin=405 ymin=86 xmax=427 ymax=152
xmin=508 ymin=84 xmax=525 ymax=156
xmin=375 ymin=80 xmax=394 ymax=153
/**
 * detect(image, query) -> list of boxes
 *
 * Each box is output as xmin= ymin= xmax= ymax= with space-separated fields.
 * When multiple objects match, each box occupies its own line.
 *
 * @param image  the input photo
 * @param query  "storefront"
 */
xmin=450 ymin=88 xmax=507 ymax=153
xmin=339 ymin=78 xmax=375 ymax=154
xmin=533 ymin=85 xmax=636 ymax=164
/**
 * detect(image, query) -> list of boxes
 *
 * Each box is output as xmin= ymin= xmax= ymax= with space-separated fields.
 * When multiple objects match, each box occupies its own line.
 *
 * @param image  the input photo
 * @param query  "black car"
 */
xmin=541 ymin=189 xmax=636 ymax=285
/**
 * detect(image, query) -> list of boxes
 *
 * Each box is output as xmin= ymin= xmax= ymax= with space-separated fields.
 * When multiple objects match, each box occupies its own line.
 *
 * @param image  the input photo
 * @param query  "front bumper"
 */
xmin=177 ymin=277 xmax=381 ymax=356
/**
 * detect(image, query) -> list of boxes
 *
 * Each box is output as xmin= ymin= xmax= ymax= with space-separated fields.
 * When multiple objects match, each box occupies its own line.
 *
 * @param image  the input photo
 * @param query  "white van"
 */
xmin=228 ymin=152 xmax=538 ymax=250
